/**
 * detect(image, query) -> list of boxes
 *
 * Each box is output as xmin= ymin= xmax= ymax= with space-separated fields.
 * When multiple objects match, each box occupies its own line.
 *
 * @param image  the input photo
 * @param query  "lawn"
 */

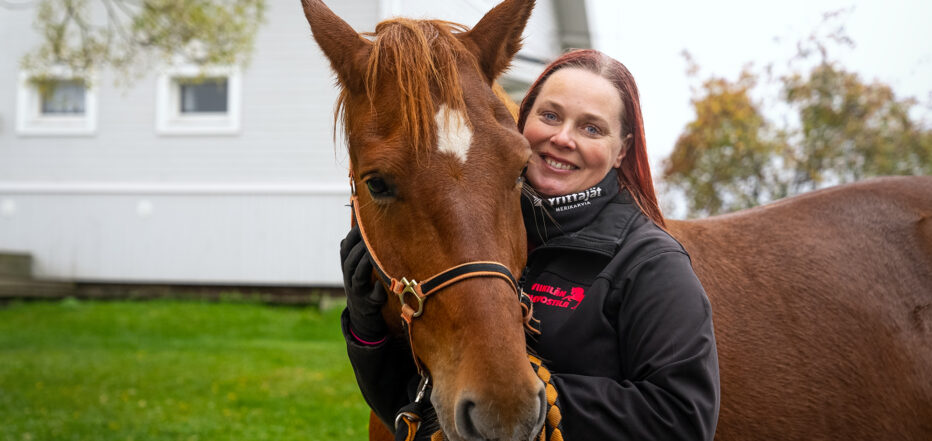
xmin=0 ymin=298 xmax=370 ymax=441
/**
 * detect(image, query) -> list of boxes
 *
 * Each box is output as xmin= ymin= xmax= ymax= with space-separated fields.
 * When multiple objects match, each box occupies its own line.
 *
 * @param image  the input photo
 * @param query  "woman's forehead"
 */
xmin=537 ymin=68 xmax=623 ymax=124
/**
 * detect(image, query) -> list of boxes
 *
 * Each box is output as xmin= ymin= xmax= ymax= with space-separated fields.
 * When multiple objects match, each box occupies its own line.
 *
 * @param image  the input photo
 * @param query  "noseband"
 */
xmin=349 ymin=194 xmax=523 ymax=375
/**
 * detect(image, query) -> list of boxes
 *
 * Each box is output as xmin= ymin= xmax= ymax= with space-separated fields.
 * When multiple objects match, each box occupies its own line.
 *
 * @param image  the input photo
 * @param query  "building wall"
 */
xmin=0 ymin=1 xmax=371 ymax=183
xmin=0 ymin=0 xmax=574 ymax=286
xmin=0 ymin=188 xmax=349 ymax=285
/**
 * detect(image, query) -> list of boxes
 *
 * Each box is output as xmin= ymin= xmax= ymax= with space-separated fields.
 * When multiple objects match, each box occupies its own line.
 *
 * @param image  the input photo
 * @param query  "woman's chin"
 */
xmin=526 ymin=168 xmax=583 ymax=197
xmin=528 ymin=180 xmax=572 ymax=198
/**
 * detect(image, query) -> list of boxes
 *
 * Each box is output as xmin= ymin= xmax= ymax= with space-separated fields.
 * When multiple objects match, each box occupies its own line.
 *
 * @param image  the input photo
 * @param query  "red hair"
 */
xmin=518 ymin=49 xmax=665 ymax=227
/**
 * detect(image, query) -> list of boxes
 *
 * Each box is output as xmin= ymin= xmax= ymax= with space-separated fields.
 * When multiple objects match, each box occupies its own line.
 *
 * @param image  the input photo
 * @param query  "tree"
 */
xmin=663 ymin=14 xmax=931 ymax=218
xmin=17 ymin=0 xmax=266 ymax=83
xmin=782 ymin=63 xmax=931 ymax=192
xmin=664 ymin=66 xmax=791 ymax=217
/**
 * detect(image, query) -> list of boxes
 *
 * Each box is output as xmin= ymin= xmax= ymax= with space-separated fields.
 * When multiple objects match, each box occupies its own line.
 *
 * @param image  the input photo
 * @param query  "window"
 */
xmin=41 ymin=79 xmax=87 ymax=114
xmin=16 ymin=70 xmax=97 ymax=136
xmin=156 ymin=66 xmax=241 ymax=135
xmin=179 ymin=78 xmax=228 ymax=113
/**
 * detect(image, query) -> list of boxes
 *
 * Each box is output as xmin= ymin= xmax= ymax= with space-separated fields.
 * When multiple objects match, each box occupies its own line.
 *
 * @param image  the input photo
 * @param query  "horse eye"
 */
xmin=366 ymin=178 xmax=392 ymax=198
xmin=516 ymin=166 xmax=528 ymax=187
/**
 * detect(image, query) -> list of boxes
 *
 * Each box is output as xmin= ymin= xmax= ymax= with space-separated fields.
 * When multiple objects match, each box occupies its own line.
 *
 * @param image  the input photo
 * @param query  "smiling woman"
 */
xmin=511 ymin=49 xmax=719 ymax=440
xmin=518 ymin=49 xmax=664 ymax=227
xmin=522 ymin=67 xmax=626 ymax=197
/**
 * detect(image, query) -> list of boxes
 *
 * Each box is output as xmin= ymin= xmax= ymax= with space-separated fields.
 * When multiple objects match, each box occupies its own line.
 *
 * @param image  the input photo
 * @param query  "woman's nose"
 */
xmin=550 ymin=125 xmax=576 ymax=150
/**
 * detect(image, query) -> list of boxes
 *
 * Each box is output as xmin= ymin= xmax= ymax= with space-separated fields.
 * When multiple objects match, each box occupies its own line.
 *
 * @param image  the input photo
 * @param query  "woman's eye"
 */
xmin=366 ymin=178 xmax=392 ymax=197
xmin=583 ymin=125 xmax=601 ymax=136
xmin=541 ymin=112 xmax=558 ymax=122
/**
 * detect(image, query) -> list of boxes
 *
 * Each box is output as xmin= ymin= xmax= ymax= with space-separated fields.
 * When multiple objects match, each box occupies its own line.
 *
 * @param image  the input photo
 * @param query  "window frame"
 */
xmin=16 ymin=68 xmax=98 ymax=137
xmin=156 ymin=65 xmax=242 ymax=136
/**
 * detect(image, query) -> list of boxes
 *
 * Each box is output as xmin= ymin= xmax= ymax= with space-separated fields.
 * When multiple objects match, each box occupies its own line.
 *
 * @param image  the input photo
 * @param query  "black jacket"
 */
xmin=343 ymin=185 xmax=720 ymax=440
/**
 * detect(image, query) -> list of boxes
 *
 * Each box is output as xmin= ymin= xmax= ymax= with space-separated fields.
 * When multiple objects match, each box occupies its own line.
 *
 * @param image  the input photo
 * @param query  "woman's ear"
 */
xmin=613 ymin=133 xmax=633 ymax=168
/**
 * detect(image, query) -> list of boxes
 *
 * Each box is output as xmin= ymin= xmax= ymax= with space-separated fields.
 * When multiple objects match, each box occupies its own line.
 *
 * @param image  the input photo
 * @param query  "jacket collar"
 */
xmin=521 ymin=170 xmax=640 ymax=256
xmin=536 ymin=190 xmax=638 ymax=257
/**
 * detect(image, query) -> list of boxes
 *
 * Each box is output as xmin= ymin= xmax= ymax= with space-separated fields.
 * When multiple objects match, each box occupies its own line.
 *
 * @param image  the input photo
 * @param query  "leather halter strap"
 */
xmin=351 ymin=195 xmax=519 ymax=318
xmin=350 ymin=194 xmax=520 ymax=373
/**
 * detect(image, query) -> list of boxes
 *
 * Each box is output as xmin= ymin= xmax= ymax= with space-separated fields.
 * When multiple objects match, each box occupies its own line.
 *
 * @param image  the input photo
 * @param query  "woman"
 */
xmin=340 ymin=49 xmax=720 ymax=440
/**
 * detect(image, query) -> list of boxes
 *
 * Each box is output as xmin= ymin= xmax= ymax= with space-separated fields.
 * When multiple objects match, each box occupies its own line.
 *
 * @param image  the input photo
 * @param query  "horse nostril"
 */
xmin=454 ymin=397 xmax=481 ymax=439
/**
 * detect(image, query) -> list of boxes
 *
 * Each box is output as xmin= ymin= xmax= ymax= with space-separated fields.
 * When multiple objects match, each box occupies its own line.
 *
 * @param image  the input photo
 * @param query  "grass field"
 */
xmin=0 ymin=298 xmax=370 ymax=441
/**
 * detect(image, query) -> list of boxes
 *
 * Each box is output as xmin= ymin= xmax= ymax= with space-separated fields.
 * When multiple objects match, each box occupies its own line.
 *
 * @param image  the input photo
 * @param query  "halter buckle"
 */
xmin=398 ymin=277 xmax=426 ymax=318
xmin=414 ymin=374 xmax=431 ymax=403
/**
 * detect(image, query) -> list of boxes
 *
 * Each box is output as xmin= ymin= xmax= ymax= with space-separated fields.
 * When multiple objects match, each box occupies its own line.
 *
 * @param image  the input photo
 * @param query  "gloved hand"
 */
xmin=341 ymin=226 xmax=389 ymax=343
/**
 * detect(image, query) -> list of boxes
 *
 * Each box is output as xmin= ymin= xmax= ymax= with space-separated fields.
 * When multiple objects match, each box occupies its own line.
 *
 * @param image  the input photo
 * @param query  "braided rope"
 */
xmin=528 ymin=354 xmax=564 ymax=441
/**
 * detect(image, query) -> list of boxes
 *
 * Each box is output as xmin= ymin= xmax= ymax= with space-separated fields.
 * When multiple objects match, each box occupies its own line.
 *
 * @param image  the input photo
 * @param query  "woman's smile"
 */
xmin=541 ymin=154 xmax=578 ymax=171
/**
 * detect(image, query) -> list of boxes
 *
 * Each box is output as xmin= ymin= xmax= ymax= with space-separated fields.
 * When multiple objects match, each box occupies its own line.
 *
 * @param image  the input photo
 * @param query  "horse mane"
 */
xmin=335 ymin=18 xmax=473 ymax=155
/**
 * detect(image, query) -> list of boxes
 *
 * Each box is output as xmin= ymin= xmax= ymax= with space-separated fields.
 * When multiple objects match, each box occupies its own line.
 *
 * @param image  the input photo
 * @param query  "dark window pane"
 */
xmin=40 ymin=80 xmax=86 ymax=114
xmin=179 ymin=78 xmax=228 ymax=113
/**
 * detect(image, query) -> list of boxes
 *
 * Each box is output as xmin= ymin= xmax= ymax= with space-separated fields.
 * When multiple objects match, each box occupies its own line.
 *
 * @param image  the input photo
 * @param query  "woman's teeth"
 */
xmin=545 ymin=157 xmax=575 ymax=170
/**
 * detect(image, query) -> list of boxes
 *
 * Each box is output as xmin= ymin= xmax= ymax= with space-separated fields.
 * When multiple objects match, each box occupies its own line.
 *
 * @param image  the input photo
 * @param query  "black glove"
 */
xmin=340 ymin=226 xmax=389 ymax=343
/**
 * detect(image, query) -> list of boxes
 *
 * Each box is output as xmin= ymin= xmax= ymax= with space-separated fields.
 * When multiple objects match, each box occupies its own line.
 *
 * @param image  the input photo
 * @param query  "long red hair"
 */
xmin=518 ymin=49 xmax=664 ymax=227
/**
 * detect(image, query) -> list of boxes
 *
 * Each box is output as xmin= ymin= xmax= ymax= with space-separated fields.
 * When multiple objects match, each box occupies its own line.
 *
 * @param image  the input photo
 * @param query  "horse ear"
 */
xmin=461 ymin=0 xmax=535 ymax=83
xmin=301 ymin=0 xmax=372 ymax=93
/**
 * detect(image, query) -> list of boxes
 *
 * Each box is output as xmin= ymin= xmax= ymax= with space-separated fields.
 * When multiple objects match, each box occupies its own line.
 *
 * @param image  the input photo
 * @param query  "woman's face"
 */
xmin=523 ymin=68 xmax=625 ymax=197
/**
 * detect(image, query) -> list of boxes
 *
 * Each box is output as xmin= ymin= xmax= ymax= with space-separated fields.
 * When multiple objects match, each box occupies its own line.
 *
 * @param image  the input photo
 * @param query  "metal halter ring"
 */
xmin=397 ymin=277 xmax=426 ymax=318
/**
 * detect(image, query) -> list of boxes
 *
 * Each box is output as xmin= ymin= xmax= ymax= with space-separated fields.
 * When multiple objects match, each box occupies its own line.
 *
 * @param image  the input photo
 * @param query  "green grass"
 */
xmin=0 ymin=298 xmax=369 ymax=441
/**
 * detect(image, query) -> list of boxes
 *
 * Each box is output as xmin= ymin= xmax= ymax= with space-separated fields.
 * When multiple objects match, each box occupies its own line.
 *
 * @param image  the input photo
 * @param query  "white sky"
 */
xmin=586 ymin=0 xmax=932 ymax=173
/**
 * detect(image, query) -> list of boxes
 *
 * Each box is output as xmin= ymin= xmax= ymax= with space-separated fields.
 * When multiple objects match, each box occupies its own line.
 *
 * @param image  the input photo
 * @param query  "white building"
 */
xmin=0 ymin=0 xmax=589 ymax=287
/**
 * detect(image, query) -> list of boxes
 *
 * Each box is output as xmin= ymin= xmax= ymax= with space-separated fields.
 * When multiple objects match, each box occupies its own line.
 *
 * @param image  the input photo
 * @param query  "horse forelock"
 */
xmin=335 ymin=18 xmax=475 ymax=157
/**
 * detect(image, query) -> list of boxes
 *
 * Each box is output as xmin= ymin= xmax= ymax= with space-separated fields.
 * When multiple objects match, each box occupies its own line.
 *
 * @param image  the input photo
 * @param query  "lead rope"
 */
xmin=528 ymin=354 xmax=565 ymax=441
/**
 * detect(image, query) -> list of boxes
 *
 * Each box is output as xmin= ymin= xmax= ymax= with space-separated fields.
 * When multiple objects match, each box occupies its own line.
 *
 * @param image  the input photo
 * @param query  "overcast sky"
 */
xmin=586 ymin=0 xmax=932 ymax=175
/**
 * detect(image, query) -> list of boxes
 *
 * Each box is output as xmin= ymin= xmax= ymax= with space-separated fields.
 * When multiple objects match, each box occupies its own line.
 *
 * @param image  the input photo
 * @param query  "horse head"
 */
xmin=301 ymin=1 xmax=543 ymax=439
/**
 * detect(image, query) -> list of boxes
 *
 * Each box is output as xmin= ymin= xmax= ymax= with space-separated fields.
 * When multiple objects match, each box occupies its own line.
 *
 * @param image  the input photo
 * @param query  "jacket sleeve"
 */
xmin=341 ymin=308 xmax=420 ymax=428
xmin=550 ymin=251 xmax=720 ymax=440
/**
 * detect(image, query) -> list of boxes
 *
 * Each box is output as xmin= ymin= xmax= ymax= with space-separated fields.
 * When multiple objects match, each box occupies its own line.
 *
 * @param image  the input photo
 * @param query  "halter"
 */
xmin=349 ymin=192 xmax=521 ymax=375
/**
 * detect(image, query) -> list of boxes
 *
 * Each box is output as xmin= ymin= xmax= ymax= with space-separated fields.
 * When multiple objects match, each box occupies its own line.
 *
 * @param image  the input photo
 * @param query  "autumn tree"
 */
xmin=16 ymin=0 xmax=266 ymax=83
xmin=782 ymin=62 xmax=931 ymax=192
xmin=663 ymin=14 xmax=931 ymax=218
xmin=663 ymin=67 xmax=791 ymax=217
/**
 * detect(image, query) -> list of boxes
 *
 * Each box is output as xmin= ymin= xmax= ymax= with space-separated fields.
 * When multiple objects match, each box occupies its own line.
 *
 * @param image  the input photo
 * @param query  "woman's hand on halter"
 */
xmin=340 ymin=226 xmax=389 ymax=344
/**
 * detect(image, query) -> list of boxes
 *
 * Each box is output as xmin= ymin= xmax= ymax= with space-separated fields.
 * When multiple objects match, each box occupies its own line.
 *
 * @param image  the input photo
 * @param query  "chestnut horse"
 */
xmin=669 ymin=177 xmax=932 ymax=440
xmin=301 ymin=0 xmax=932 ymax=440
xmin=301 ymin=1 xmax=543 ymax=440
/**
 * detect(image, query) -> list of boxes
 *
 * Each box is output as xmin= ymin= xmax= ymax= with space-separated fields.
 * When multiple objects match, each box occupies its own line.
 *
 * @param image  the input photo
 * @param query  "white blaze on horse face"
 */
xmin=435 ymin=104 xmax=473 ymax=163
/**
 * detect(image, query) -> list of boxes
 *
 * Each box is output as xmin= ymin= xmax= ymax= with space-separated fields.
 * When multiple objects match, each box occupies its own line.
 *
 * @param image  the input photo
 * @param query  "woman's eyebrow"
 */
xmin=537 ymin=99 xmax=563 ymax=112
xmin=576 ymin=112 xmax=612 ymax=131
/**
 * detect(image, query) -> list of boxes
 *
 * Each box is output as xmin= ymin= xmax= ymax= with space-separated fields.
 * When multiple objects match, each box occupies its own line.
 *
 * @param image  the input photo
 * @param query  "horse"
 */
xmin=300 ymin=1 xmax=544 ymax=440
xmin=300 ymin=0 xmax=932 ymax=439
xmin=667 ymin=177 xmax=932 ymax=440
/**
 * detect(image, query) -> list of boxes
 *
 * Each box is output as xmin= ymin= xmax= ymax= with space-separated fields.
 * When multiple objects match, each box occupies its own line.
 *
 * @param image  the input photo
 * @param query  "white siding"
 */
xmin=0 ymin=0 xmax=576 ymax=286
xmin=0 ymin=188 xmax=348 ymax=284
xmin=0 ymin=1 xmax=371 ymax=184
xmin=0 ymin=1 xmax=372 ymax=285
